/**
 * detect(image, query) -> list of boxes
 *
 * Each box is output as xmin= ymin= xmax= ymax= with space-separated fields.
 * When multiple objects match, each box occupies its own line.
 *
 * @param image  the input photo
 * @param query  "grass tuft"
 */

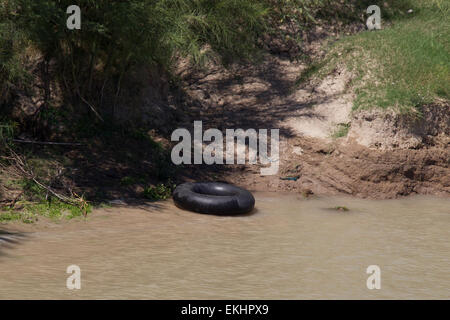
xmin=332 ymin=123 xmax=351 ymax=138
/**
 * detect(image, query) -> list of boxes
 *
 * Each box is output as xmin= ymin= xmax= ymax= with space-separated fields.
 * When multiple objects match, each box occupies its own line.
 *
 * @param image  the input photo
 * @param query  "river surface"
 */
xmin=0 ymin=193 xmax=449 ymax=299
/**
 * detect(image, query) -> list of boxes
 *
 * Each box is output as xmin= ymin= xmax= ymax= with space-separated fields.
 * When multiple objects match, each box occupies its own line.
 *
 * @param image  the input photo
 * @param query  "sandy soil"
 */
xmin=175 ymin=53 xmax=449 ymax=199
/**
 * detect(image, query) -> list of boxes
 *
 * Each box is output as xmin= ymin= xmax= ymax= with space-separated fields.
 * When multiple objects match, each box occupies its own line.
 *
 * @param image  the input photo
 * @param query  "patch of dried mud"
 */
xmin=349 ymin=102 xmax=450 ymax=150
xmin=232 ymin=137 xmax=449 ymax=199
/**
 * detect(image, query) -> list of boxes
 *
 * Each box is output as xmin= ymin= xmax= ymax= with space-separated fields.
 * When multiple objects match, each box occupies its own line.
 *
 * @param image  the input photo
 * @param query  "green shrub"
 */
xmin=143 ymin=183 xmax=174 ymax=201
xmin=2 ymin=0 xmax=268 ymax=100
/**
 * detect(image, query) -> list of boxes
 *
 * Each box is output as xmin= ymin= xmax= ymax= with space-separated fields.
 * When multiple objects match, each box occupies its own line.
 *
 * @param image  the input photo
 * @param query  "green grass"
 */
xmin=36 ymin=200 xmax=89 ymax=218
xmin=332 ymin=123 xmax=351 ymax=138
xmin=0 ymin=208 xmax=34 ymax=223
xmin=0 ymin=176 xmax=92 ymax=223
xmin=298 ymin=1 xmax=449 ymax=113
xmin=23 ymin=199 xmax=91 ymax=220
xmin=0 ymin=198 xmax=92 ymax=223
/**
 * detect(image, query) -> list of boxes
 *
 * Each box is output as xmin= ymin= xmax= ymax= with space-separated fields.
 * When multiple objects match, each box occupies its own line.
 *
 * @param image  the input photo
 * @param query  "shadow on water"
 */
xmin=0 ymin=230 xmax=28 ymax=257
xmin=173 ymin=202 xmax=259 ymax=217
xmin=236 ymin=207 xmax=258 ymax=217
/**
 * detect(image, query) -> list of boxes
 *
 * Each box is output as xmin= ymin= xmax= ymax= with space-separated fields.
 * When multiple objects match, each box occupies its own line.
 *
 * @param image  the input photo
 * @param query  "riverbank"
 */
xmin=176 ymin=1 xmax=449 ymax=198
xmin=1 ymin=1 xmax=448 ymax=223
xmin=175 ymin=40 xmax=449 ymax=198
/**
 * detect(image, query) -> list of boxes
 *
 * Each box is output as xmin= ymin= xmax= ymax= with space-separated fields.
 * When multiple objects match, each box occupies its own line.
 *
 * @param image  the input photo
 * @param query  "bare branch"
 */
xmin=12 ymin=139 xmax=84 ymax=146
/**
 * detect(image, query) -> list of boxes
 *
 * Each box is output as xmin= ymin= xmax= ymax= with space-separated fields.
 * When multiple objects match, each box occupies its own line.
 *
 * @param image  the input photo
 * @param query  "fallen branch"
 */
xmin=12 ymin=139 xmax=84 ymax=146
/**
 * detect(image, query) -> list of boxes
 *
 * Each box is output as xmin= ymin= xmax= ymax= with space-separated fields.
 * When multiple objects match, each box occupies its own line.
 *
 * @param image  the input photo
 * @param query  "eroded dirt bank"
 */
xmin=176 ymin=55 xmax=449 ymax=199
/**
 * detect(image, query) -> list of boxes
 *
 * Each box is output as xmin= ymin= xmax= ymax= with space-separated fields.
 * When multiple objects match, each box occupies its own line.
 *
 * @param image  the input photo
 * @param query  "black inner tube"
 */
xmin=173 ymin=182 xmax=255 ymax=215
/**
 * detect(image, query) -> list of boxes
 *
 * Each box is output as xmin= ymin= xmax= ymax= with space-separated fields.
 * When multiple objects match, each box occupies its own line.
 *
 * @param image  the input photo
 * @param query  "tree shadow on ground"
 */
xmin=170 ymin=54 xmax=342 ymax=184
xmin=3 ymin=51 xmax=341 ymax=209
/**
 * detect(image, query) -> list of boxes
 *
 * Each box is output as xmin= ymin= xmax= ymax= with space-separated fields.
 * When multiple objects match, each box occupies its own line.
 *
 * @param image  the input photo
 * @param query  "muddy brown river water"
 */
xmin=0 ymin=193 xmax=449 ymax=299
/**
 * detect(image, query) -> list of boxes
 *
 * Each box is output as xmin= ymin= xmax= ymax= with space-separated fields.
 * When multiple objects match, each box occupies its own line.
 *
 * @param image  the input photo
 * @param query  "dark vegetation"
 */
xmin=0 ymin=0 xmax=420 ymax=221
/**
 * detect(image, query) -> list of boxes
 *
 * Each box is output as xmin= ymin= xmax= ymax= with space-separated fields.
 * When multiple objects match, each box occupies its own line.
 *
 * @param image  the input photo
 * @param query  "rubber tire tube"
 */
xmin=173 ymin=182 xmax=255 ymax=215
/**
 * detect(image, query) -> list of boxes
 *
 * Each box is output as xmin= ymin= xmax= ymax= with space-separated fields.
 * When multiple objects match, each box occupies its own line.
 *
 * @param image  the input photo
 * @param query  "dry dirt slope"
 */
xmin=176 ymin=55 xmax=449 ymax=199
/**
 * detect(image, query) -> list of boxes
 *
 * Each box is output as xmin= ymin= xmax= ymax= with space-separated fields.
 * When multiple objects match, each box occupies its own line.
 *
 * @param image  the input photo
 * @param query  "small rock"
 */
xmin=292 ymin=146 xmax=304 ymax=155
